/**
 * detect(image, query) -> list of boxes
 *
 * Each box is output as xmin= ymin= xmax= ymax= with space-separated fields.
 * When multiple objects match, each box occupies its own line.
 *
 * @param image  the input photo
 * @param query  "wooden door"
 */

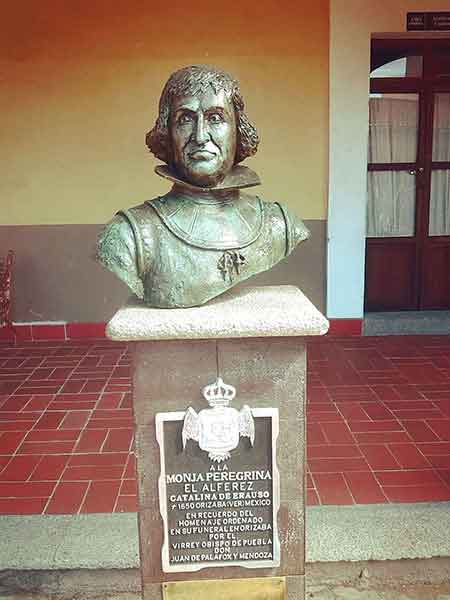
xmin=365 ymin=39 xmax=450 ymax=311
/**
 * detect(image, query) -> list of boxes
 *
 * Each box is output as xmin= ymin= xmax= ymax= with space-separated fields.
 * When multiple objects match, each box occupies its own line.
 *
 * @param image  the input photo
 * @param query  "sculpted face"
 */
xmin=169 ymin=88 xmax=237 ymax=187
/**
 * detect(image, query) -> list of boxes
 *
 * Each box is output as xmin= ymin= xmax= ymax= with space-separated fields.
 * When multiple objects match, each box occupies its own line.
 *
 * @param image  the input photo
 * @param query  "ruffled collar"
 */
xmin=154 ymin=164 xmax=261 ymax=192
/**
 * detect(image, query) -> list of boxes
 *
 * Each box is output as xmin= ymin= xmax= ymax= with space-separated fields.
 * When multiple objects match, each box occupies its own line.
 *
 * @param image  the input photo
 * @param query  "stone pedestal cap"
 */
xmin=106 ymin=286 xmax=329 ymax=341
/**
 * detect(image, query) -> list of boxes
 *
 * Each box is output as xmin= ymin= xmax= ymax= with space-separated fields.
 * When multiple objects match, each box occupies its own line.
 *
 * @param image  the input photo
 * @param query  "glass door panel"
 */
xmin=429 ymin=170 xmax=450 ymax=236
xmin=367 ymin=171 xmax=416 ymax=237
xmin=370 ymin=56 xmax=423 ymax=78
xmin=432 ymin=93 xmax=450 ymax=162
xmin=368 ymin=93 xmax=419 ymax=163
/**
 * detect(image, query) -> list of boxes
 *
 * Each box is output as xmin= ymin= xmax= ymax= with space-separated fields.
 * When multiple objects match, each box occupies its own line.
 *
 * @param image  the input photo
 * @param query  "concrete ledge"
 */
xmin=306 ymin=502 xmax=450 ymax=562
xmin=106 ymin=286 xmax=329 ymax=341
xmin=0 ymin=568 xmax=141 ymax=599
xmin=1 ymin=503 xmax=450 ymax=572
xmin=364 ymin=311 xmax=450 ymax=335
xmin=0 ymin=513 xmax=139 ymax=570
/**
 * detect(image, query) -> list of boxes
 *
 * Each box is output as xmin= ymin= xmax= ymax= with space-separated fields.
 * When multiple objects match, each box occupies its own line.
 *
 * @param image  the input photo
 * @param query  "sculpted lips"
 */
xmin=188 ymin=149 xmax=217 ymax=161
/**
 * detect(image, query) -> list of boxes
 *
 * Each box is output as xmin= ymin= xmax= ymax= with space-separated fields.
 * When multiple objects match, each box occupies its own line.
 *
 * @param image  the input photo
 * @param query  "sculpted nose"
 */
xmin=193 ymin=114 xmax=209 ymax=144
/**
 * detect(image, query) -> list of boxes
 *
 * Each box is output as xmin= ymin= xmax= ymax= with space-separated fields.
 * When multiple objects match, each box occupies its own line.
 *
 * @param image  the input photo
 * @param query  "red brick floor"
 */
xmin=0 ymin=335 xmax=449 ymax=514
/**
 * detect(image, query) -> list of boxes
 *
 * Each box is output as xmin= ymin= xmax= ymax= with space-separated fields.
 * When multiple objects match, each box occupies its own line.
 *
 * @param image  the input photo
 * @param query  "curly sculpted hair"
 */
xmin=146 ymin=65 xmax=259 ymax=165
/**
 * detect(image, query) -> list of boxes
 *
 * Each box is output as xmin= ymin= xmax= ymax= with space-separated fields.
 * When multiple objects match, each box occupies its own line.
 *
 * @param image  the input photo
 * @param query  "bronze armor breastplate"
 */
xmin=121 ymin=197 xmax=290 ymax=308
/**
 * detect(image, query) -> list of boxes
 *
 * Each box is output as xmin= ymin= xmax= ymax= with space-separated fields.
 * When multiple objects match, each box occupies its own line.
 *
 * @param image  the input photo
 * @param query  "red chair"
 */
xmin=0 ymin=251 xmax=14 ymax=334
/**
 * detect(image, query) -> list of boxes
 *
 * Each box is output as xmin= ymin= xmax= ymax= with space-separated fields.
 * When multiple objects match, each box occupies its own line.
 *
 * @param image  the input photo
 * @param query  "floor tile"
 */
xmin=382 ymin=484 xmax=450 ymax=503
xmin=348 ymin=420 xmax=403 ymax=433
xmin=354 ymin=431 xmax=412 ymax=444
xmin=361 ymin=403 xmax=395 ymax=420
xmin=0 ymin=497 xmax=48 ymax=514
xmin=96 ymin=393 xmax=124 ymax=410
xmin=392 ymin=385 xmax=425 ymax=400
xmin=308 ymin=445 xmax=362 ymax=459
xmin=45 ymin=481 xmax=89 ymax=514
xmin=50 ymin=367 xmax=75 ymax=380
xmin=383 ymin=400 xmax=435 ymax=410
xmin=60 ymin=410 xmax=92 ymax=429
xmin=34 ymin=412 xmax=66 ymax=429
xmin=123 ymin=455 xmax=136 ymax=479
xmin=120 ymin=479 xmax=137 ymax=496
xmin=69 ymin=452 xmax=128 ymax=467
xmin=22 ymin=396 xmax=54 ymax=411
xmin=30 ymin=455 xmax=70 ymax=481
xmin=115 ymin=495 xmax=138 ymax=513
xmin=85 ymin=418 xmax=133 ymax=429
xmin=102 ymin=429 xmax=133 ymax=453
xmin=62 ymin=465 xmax=124 ymax=481
xmin=74 ymin=429 xmax=108 ymax=452
xmin=26 ymin=429 xmax=80 ymax=442
xmin=59 ymin=380 xmax=86 ymax=394
xmin=82 ymin=380 xmax=108 ymax=393
xmin=437 ymin=469 xmax=450 ymax=486
xmin=306 ymin=489 xmax=320 ymax=505
xmin=0 ymin=411 xmax=40 ymax=422
xmin=417 ymin=441 xmax=450 ymax=455
xmin=28 ymin=368 xmax=55 ymax=380
xmin=401 ymin=420 xmax=441 ymax=442
xmin=308 ymin=457 xmax=370 ymax=473
xmin=393 ymin=409 xmax=444 ymax=420
xmin=320 ymin=422 xmax=355 ymax=444
xmin=0 ymin=455 xmax=41 ymax=481
xmin=18 ymin=437 xmax=76 ymax=454
xmin=17 ymin=386 xmax=62 ymax=395
xmin=337 ymin=403 xmax=369 ymax=420
xmin=0 ymin=420 xmax=36 ymax=432
xmin=426 ymin=455 xmax=450 ymax=468
xmin=426 ymin=419 xmax=450 ymax=441
xmin=0 ymin=396 xmax=33 ymax=411
xmin=370 ymin=385 xmax=402 ymax=401
xmin=387 ymin=443 xmax=431 ymax=469
xmin=343 ymin=471 xmax=387 ymax=504
xmin=0 ymin=456 xmax=10 ymax=471
xmin=0 ymin=431 xmax=27 ymax=453
xmin=313 ymin=473 xmax=354 ymax=505
xmin=359 ymin=445 xmax=401 ymax=470
xmin=80 ymin=480 xmax=121 ymax=513
xmin=307 ymin=423 xmax=327 ymax=444
xmin=0 ymin=481 xmax=54 ymax=497
xmin=375 ymin=469 xmax=444 ymax=487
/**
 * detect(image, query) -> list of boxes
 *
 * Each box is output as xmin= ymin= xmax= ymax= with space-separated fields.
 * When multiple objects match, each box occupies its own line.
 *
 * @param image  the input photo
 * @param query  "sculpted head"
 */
xmin=146 ymin=65 xmax=259 ymax=187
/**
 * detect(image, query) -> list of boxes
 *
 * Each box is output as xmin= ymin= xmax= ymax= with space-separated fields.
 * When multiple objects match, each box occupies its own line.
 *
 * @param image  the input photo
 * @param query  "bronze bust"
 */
xmin=97 ymin=65 xmax=309 ymax=308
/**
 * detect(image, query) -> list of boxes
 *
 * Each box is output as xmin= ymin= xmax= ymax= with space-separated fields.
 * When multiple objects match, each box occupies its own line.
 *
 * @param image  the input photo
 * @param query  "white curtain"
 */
xmin=430 ymin=171 xmax=450 ymax=236
xmin=429 ymin=94 xmax=450 ymax=236
xmin=368 ymin=94 xmax=418 ymax=164
xmin=367 ymin=94 xmax=418 ymax=237
xmin=367 ymin=171 xmax=415 ymax=237
xmin=433 ymin=93 xmax=450 ymax=162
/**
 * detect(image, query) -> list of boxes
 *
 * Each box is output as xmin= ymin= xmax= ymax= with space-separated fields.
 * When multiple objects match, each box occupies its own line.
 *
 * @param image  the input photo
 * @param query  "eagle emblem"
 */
xmin=182 ymin=377 xmax=255 ymax=462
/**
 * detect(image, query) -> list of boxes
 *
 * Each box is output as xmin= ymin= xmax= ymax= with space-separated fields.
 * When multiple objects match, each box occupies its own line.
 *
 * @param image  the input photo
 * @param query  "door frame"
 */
xmin=364 ymin=37 xmax=450 ymax=312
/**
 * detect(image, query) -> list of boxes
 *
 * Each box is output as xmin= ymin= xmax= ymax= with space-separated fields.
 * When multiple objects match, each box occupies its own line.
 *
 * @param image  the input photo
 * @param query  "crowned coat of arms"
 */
xmin=182 ymin=377 xmax=255 ymax=462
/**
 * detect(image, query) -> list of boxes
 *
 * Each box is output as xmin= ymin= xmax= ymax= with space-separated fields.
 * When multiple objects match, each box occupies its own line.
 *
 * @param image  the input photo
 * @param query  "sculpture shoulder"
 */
xmin=260 ymin=198 xmax=310 ymax=256
xmin=96 ymin=201 xmax=158 ymax=299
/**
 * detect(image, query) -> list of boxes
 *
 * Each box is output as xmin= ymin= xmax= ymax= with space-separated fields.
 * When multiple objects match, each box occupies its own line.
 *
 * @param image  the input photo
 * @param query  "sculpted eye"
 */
xmin=208 ymin=113 xmax=224 ymax=124
xmin=178 ymin=113 xmax=193 ymax=125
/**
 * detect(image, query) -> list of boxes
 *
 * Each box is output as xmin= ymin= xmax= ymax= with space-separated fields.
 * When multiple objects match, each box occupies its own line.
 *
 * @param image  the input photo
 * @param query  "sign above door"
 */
xmin=407 ymin=12 xmax=450 ymax=31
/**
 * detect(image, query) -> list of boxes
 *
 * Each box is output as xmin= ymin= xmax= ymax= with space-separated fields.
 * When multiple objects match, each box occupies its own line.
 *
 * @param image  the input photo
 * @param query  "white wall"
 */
xmin=328 ymin=1 xmax=450 ymax=319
